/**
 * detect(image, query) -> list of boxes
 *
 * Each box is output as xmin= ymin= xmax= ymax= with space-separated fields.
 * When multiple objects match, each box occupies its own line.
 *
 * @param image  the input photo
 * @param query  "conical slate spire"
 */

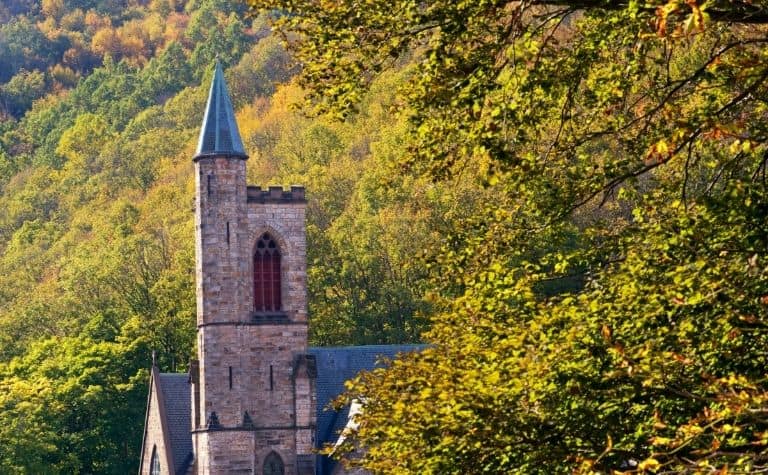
xmin=194 ymin=61 xmax=247 ymax=159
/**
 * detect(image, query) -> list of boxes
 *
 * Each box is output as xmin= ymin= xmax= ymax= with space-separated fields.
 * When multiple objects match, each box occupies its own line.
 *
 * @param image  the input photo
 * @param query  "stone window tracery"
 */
xmin=253 ymin=233 xmax=281 ymax=312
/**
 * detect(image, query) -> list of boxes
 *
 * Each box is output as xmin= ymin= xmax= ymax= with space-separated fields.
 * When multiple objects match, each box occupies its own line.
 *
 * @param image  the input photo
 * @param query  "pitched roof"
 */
xmin=148 ymin=345 xmax=423 ymax=475
xmin=308 ymin=345 xmax=425 ymax=474
xmin=158 ymin=373 xmax=193 ymax=475
xmin=194 ymin=61 xmax=247 ymax=160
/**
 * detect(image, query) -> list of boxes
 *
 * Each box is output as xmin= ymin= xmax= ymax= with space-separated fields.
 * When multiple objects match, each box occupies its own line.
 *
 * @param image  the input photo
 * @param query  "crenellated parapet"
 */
xmin=247 ymin=185 xmax=306 ymax=203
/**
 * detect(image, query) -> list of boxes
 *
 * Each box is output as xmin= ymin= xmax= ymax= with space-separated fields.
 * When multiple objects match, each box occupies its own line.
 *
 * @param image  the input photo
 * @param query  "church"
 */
xmin=137 ymin=63 xmax=419 ymax=475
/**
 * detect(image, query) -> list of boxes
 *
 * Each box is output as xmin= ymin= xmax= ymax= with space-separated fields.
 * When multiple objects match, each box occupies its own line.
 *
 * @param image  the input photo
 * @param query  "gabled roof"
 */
xmin=139 ymin=367 xmax=193 ymax=475
xmin=309 ymin=345 xmax=425 ymax=475
xmin=194 ymin=61 xmax=247 ymax=160
xmin=158 ymin=373 xmax=193 ymax=475
xmin=146 ymin=345 xmax=423 ymax=475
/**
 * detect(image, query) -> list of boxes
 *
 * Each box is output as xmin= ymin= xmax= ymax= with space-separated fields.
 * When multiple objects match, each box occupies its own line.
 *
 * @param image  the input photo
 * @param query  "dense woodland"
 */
xmin=249 ymin=0 xmax=768 ymax=473
xmin=0 ymin=0 xmax=767 ymax=473
xmin=0 ymin=0 xmax=451 ymax=471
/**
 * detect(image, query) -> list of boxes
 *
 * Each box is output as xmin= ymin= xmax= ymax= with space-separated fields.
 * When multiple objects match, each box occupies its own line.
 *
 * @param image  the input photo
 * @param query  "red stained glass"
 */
xmin=253 ymin=234 xmax=281 ymax=312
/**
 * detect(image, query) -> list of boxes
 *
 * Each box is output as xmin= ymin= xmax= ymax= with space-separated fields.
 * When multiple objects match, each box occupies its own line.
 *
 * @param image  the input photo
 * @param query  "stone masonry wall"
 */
xmin=195 ymin=156 xmax=249 ymax=327
xmin=140 ymin=370 xmax=173 ymax=475
xmin=294 ymin=357 xmax=316 ymax=455
xmin=195 ymin=157 xmax=308 ymax=328
xmin=194 ymin=153 xmax=314 ymax=474
xmin=196 ymin=324 xmax=308 ymax=428
xmin=244 ymin=194 xmax=308 ymax=323
xmin=194 ymin=430 xmax=300 ymax=475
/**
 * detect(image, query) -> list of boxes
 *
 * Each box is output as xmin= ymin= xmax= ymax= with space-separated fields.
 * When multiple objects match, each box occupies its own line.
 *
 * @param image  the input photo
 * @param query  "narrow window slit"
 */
xmin=269 ymin=365 xmax=274 ymax=391
xmin=226 ymin=222 xmax=230 ymax=245
xmin=229 ymin=366 xmax=233 ymax=390
xmin=207 ymin=174 xmax=212 ymax=197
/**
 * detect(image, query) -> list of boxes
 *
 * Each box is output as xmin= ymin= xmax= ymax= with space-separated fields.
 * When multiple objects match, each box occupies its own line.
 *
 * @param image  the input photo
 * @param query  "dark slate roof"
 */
xmin=308 ymin=345 xmax=425 ymax=475
xmin=194 ymin=61 xmax=247 ymax=159
xmin=150 ymin=345 xmax=423 ymax=475
xmin=158 ymin=373 xmax=193 ymax=475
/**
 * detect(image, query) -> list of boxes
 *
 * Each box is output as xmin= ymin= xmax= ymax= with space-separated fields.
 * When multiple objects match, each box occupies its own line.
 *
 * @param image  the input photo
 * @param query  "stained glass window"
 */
xmin=253 ymin=233 xmax=281 ymax=312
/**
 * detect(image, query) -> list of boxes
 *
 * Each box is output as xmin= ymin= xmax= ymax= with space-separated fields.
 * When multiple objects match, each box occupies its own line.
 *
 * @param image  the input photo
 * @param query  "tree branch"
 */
xmin=532 ymin=0 xmax=768 ymax=24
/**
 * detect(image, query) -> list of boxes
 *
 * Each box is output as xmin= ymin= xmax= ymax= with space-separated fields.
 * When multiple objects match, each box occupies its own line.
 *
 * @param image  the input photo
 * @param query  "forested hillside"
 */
xmin=0 ymin=0 xmax=468 ymax=471
xmin=249 ymin=0 xmax=768 ymax=473
xmin=5 ymin=0 xmax=768 ymax=472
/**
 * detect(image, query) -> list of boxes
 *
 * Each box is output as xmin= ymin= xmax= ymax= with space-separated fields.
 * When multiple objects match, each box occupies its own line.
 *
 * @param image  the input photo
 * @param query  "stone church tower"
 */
xmin=138 ymin=62 xmax=420 ymax=475
xmin=189 ymin=61 xmax=316 ymax=474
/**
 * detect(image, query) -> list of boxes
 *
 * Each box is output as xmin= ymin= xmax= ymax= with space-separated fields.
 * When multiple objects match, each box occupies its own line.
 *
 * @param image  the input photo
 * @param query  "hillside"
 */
xmin=246 ymin=0 xmax=768 ymax=472
xmin=5 ymin=0 xmax=767 ymax=472
xmin=0 ymin=0 xmax=470 ymax=470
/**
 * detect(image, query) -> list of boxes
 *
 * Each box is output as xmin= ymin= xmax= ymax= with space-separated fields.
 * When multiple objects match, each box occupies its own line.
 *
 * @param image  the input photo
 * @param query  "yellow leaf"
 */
xmin=638 ymin=457 xmax=660 ymax=471
xmin=601 ymin=325 xmax=612 ymax=341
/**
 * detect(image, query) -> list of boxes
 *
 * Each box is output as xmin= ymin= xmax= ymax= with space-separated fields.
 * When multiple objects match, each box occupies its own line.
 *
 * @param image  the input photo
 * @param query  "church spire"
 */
xmin=194 ymin=61 xmax=247 ymax=160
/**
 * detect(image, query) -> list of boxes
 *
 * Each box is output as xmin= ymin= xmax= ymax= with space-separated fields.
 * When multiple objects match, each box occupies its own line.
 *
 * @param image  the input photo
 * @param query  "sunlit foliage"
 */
xmin=249 ymin=0 xmax=768 ymax=472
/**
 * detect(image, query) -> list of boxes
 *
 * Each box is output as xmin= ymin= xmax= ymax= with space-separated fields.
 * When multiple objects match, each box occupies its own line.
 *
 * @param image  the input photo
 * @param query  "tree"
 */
xmin=0 ymin=334 xmax=151 ymax=473
xmin=0 ymin=16 xmax=63 ymax=83
xmin=0 ymin=69 xmax=47 ymax=118
xmin=251 ymin=0 xmax=768 ymax=200
xmin=142 ymin=41 xmax=192 ymax=103
xmin=249 ymin=0 xmax=768 ymax=472
xmin=41 ymin=0 xmax=66 ymax=22
xmin=228 ymin=34 xmax=295 ymax=107
xmin=56 ymin=112 xmax=114 ymax=180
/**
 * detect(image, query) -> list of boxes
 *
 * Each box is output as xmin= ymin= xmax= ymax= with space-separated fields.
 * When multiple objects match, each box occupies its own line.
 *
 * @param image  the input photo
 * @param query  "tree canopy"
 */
xmin=2 ymin=0 xmax=768 ymax=470
xmin=248 ymin=0 xmax=768 ymax=472
xmin=0 ymin=0 xmax=459 ymax=468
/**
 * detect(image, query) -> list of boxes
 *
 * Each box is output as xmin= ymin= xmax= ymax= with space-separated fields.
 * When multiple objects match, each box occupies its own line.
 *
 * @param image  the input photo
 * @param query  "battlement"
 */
xmin=247 ymin=185 xmax=306 ymax=204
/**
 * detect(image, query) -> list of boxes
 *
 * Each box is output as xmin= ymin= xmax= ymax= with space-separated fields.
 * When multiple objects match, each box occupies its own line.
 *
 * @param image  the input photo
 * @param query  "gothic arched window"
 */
xmin=263 ymin=451 xmax=285 ymax=475
xmin=253 ymin=233 xmax=281 ymax=312
xmin=150 ymin=445 xmax=160 ymax=475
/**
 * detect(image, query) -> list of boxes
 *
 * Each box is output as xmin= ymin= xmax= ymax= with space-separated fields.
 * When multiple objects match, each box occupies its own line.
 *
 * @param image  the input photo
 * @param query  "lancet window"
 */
xmin=263 ymin=451 xmax=284 ymax=475
xmin=253 ymin=233 xmax=281 ymax=312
